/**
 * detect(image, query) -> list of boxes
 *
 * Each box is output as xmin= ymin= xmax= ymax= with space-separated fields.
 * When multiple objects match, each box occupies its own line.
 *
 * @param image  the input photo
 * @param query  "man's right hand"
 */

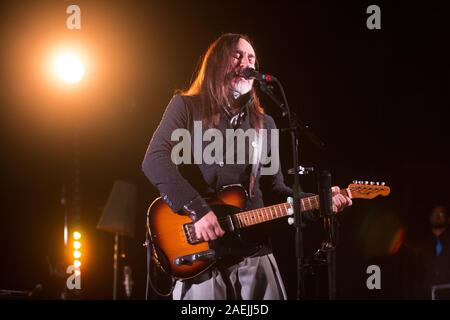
xmin=194 ymin=211 xmax=225 ymax=241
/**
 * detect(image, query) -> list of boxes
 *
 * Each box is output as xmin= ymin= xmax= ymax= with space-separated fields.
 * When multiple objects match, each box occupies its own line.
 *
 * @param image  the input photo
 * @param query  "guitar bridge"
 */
xmin=183 ymin=223 xmax=201 ymax=244
xmin=174 ymin=249 xmax=216 ymax=266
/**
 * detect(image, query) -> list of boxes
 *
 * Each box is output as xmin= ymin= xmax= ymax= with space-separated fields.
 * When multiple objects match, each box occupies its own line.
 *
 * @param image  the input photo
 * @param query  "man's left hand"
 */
xmin=331 ymin=186 xmax=352 ymax=213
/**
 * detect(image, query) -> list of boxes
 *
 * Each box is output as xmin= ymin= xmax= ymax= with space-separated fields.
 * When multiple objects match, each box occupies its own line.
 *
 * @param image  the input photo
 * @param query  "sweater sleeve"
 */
xmin=142 ymin=95 xmax=211 ymax=221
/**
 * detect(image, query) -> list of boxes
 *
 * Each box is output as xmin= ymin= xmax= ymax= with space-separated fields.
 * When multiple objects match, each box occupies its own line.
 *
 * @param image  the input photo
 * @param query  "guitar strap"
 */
xmin=249 ymin=128 xmax=263 ymax=198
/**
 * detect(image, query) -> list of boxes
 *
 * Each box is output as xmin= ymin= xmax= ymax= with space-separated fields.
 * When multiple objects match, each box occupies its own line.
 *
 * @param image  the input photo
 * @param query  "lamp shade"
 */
xmin=97 ymin=180 xmax=136 ymax=237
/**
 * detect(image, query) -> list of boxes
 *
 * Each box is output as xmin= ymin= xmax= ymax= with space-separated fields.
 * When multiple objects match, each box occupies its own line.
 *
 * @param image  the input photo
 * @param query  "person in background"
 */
xmin=414 ymin=205 xmax=450 ymax=299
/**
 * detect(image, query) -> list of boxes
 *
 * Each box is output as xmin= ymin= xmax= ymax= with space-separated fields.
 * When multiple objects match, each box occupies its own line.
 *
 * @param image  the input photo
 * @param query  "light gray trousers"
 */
xmin=173 ymin=253 xmax=287 ymax=300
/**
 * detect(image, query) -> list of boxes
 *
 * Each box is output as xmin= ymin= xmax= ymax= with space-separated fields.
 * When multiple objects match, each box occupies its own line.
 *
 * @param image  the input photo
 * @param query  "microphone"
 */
xmin=240 ymin=67 xmax=276 ymax=82
xmin=123 ymin=266 xmax=134 ymax=299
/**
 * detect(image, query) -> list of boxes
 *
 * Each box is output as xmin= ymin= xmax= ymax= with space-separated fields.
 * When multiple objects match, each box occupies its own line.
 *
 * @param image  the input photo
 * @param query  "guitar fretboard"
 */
xmin=233 ymin=189 xmax=349 ymax=229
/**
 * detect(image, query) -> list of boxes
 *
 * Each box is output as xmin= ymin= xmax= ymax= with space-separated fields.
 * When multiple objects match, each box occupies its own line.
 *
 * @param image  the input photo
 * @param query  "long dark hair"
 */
xmin=181 ymin=33 xmax=264 ymax=129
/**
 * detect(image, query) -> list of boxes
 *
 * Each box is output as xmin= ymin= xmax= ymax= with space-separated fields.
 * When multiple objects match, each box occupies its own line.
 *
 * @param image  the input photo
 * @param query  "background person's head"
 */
xmin=429 ymin=205 xmax=449 ymax=230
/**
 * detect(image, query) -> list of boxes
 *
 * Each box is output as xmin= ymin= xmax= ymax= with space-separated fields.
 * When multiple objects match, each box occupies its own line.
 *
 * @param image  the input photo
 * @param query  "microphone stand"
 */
xmin=316 ymin=170 xmax=337 ymax=300
xmin=257 ymin=79 xmax=324 ymax=300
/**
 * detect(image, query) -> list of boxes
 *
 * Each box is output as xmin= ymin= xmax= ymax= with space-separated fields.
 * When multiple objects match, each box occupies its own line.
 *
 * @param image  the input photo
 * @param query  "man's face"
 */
xmin=230 ymin=38 xmax=256 ymax=96
xmin=430 ymin=206 xmax=449 ymax=228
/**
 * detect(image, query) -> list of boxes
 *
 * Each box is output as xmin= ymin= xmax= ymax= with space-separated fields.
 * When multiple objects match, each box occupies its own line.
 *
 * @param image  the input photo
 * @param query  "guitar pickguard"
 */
xmin=207 ymin=203 xmax=261 ymax=260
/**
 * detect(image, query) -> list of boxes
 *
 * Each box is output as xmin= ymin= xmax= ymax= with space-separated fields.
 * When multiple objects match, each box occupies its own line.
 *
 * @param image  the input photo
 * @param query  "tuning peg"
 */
xmin=381 ymin=182 xmax=385 ymax=186
xmin=365 ymin=181 xmax=369 ymax=185
xmin=353 ymin=180 xmax=357 ymax=184
xmin=370 ymin=181 xmax=375 ymax=185
xmin=376 ymin=182 xmax=380 ymax=186
xmin=288 ymin=217 xmax=295 ymax=225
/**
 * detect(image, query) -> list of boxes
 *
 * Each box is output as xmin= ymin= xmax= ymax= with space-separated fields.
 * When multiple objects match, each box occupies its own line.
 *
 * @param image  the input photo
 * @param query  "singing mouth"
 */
xmin=231 ymin=70 xmax=251 ymax=84
xmin=234 ymin=69 xmax=245 ymax=78
xmin=233 ymin=72 xmax=247 ymax=81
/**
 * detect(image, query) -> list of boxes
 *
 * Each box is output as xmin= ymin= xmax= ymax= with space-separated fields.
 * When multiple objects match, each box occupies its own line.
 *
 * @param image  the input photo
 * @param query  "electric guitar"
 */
xmin=147 ymin=181 xmax=390 ymax=279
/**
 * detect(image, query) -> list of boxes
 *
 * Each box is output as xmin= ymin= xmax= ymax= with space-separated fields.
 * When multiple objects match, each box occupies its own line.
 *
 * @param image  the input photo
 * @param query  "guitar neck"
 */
xmin=232 ymin=189 xmax=350 ymax=229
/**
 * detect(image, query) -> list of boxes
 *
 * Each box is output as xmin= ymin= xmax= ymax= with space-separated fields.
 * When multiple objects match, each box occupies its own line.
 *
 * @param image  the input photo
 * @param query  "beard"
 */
xmin=231 ymin=79 xmax=253 ymax=99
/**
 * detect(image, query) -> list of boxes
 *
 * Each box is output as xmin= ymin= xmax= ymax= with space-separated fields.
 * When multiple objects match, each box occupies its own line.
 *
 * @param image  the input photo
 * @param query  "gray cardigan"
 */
xmin=142 ymin=94 xmax=313 ymax=222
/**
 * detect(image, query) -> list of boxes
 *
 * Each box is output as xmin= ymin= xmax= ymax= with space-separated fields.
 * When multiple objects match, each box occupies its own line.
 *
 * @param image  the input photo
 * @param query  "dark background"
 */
xmin=0 ymin=0 xmax=449 ymax=299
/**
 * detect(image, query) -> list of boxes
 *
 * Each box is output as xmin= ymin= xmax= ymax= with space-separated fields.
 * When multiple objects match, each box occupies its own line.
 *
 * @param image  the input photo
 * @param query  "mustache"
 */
xmin=235 ymin=68 xmax=249 ymax=78
xmin=224 ymin=67 xmax=254 ymax=84
xmin=228 ymin=67 xmax=249 ymax=78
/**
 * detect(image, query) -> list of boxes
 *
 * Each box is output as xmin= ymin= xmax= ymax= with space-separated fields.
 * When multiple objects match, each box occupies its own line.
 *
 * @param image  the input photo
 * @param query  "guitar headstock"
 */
xmin=347 ymin=180 xmax=391 ymax=199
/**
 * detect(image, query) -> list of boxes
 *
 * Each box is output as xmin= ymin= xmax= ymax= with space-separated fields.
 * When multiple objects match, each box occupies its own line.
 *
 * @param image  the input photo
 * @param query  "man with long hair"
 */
xmin=142 ymin=33 xmax=352 ymax=299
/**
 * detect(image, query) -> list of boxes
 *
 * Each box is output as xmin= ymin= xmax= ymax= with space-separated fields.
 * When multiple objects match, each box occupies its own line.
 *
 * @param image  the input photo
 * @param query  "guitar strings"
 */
xmin=212 ymin=187 xmax=381 ymax=227
xmin=151 ymin=187 xmax=383 ymax=239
